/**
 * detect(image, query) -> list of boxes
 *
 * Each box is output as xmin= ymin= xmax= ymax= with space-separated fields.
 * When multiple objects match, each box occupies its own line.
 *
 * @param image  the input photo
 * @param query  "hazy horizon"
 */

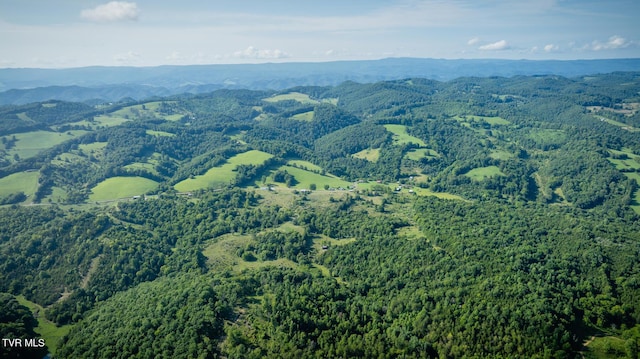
xmin=1 ymin=0 xmax=639 ymax=69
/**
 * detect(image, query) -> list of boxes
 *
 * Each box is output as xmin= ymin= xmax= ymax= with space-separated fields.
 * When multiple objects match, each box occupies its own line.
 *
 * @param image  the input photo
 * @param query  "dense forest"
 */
xmin=1 ymin=72 xmax=640 ymax=358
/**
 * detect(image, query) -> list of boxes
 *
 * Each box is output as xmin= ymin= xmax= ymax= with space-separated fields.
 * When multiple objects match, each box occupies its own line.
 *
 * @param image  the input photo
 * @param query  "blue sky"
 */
xmin=1 ymin=0 xmax=639 ymax=68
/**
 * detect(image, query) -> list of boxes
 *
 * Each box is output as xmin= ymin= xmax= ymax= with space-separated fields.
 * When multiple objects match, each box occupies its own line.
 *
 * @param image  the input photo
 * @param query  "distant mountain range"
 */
xmin=1 ymin=57 xmax=639 ymax=105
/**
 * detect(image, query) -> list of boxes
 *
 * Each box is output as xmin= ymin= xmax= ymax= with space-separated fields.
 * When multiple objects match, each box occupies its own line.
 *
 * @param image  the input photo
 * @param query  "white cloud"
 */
xmin=232 ymin=46 xmax=290 ymax=59
xmin=467 ymin=37 xmax=480 ymax=46
xmin=544 ymin=44 xmax=559 ymax=52
xmin=478 ymin=40 xmax=510 ymax=51
xmin=81 ymin=2 xmax=140 ymax=22
xmin=587 ymin=35 xmax=631 ymax=51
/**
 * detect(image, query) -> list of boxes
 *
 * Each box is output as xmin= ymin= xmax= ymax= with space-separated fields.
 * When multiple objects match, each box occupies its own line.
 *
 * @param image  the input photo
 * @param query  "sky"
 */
xmin=1 ymin=0 xmax=639 ymax=68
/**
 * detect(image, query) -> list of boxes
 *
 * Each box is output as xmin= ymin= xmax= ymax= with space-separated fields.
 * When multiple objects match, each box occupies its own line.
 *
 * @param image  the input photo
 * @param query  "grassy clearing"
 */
xmin=92 ymin=115 xmax=130 ymax=127
xmin=624 ymin=172 xmax=640 ymax=214
xmin=464 ymin=166 xmax=505 ymax=181
xmin=146 ymin=130 xmax=175 ymax=137
xmin=291 ymin=111 xmax=314 ymax=122
xmin=175 ymin=150 xmax=273 ymax=192
xmin=405 ymin=148 xmax=439 ymax=161
xmin=16 ymin=295 xmax=72 ymax=355
xmin=453 ymin=115 xmax=511 ymax=125
xmin=274 ymin=165 xmax=352 ymax=189
xmin=45 ymin=186 xmax=67 ymax=203
xmin=489 ymin=149 xmax=513 ymax=160
xmin=0 ymin=171 xmax=39 ymax=198
xmin=410 ymin=187 xmax=466 ymax=200
xmin=383 ymin=124 xmax=427 ymax=146
xmin=353 ymin=148 xmax=380 ymax=162
xmin=263 ymin=92 xmax=320 ymax=104
xmin=203 ymin=233 xmax=299 ymax=273
xmin=9 ymin=130 xmax=87 ymax=159
xmin=89 ymin=176 xmax=158 ymax=201
xmin=527 ymin=129 xmax=567 ymax=148
xmin=288 ymin=160 xmax=323 ymax=172
xmin=124 ymin=162 xmax=160 ymax=175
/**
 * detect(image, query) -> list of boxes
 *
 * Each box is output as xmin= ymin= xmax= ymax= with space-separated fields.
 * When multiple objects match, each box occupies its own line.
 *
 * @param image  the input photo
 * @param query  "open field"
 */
xmin=291 ymin=111 xmax=314 ymax=121
xmin=383 ymin=124 xmax=427 ymax=146
xmin=89 ymin=176 xmax=158 ymax=201
xmin=8 ymin=130 xmax=88 ymax=159
xmin=453 ymin=115 xmax=511 ymax=125
xmin=353 ymin=148 xmax=380 ymax=162
xmin=287 ymin=160 xmax=323 ymax=172
xmin=0 ymin=171 xmax=39 ymax=198
xmin=263 ymin=92 xmax=320 ymax=104
xmin=489 ymin=149 xmax=513 ymax=160
xmin=146 ymin=130 xmax=175 ymax=137
xmin=16 ymin=295 xmax=73 ymax=355
xmin=596 ymin=116 xmax=639 ymax=132
xmin=203 ymin=233 xmax=299 ymax=273
xmin=274 ymin=165 xmax=352 ymax=189
xmin=175 ymin=150 xmax=273 ymax=192
xmin=464 ymin=166 xmax=505 ymax=181
xmin=526 ymin=129 xmax=567 ymax=147
xmin=405 ymin=148 xmax=439 ymax=161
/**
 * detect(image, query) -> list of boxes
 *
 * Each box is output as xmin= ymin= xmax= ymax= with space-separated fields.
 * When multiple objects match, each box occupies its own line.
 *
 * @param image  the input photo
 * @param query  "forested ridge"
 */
xmin=1 ymin=72 xmax=640 ymax=358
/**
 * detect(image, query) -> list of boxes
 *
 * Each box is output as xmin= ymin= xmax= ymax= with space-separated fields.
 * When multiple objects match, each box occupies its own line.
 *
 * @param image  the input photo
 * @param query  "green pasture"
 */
xmin=489 ymin=149 xmax=513 ymax=160
xmin=274 ymin=165 xmax=352 ymax=189
xmin=0 ymin=171 xmax=39 ymax=198
xmin=408 ymin=187 xmax=465 ymax=200
xmin=263 ymin=92 xmax=320 ymax=104
xmin=9 ymin=130 xmax=87 ymax=159
xmin=175 ymin=150 xmax=274 ymax=192
xmin=353 ymin=148 xmax=380 ymax=162
xmin=383 ymin=124 xmax=427 ymax=146
xmin=453 ymin=115 xmax=511 ymax=125
xmin=288 ymin=160 xmax=322 ymax=172
xmin=291 ymin=111 xmax=314 ymax=121
xmin=146 ymin=130 xmax=175 ymax=137
xmin=16 ymin=295 xmax=72 ymax=355
xmin=89 ymin=176 xmax=158 ymax=201
xmin=124 ymin=162 xmax=160 ymax=176
xmin=464 ymin=166 xmax=505 ymax=181
xmin=405 ymin=148 xmax=439 ymax=161
xmin=92 ymin=115 xmax=130 ymax=127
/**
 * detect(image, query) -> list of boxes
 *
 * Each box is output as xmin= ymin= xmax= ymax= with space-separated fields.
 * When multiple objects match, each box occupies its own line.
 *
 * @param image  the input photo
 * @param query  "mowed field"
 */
xmin=175 ymin=150 xmax=273 ymax=192
xmin=383 ymin=124 xmax=427 ymax=146
xmin=7 ymin=130 xmax=88 ymax=160
xmin=464 ymin=166 xmax=505 ymax=181
xmin=89 ymin=176 xmax=158 ymax=201
xmin=273 ymin=165 xmax=352 ymax=189
xmin=0 ymin=171 xmax=39 ymax=198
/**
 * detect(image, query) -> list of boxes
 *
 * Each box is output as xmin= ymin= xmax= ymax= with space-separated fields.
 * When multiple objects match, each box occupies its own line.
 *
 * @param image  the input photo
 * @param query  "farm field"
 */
xmin=0 ymin=171 xmax=39 ymax=198
xmin=291 ymin=111 xmax=314 ymax=121
xmin=464 ymin=166 xmax=505 ymax=181
xmin=352 ymin=148 xmax=380 ymax=162
xmin=405 ymin=148 xmax=439 ymax=160
xmin=273 ymin=165 xmax=352 ymax=189
xmin=453 ymin=115 xmax=511 ymax=125
xmin=175 ymin=150 xmax=273 ymax=192
xmin=383 ymin=124 xmax=427 ymax=146
xmin=263 ymin=92 xmax=320 ymax=104
xmin=288 ymin=160 xmax=322 ymax=172
xmin=7 ymin=130 xmax=88 ymax=160
xmin=89 ymin=176 xmax=158 ymax=201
